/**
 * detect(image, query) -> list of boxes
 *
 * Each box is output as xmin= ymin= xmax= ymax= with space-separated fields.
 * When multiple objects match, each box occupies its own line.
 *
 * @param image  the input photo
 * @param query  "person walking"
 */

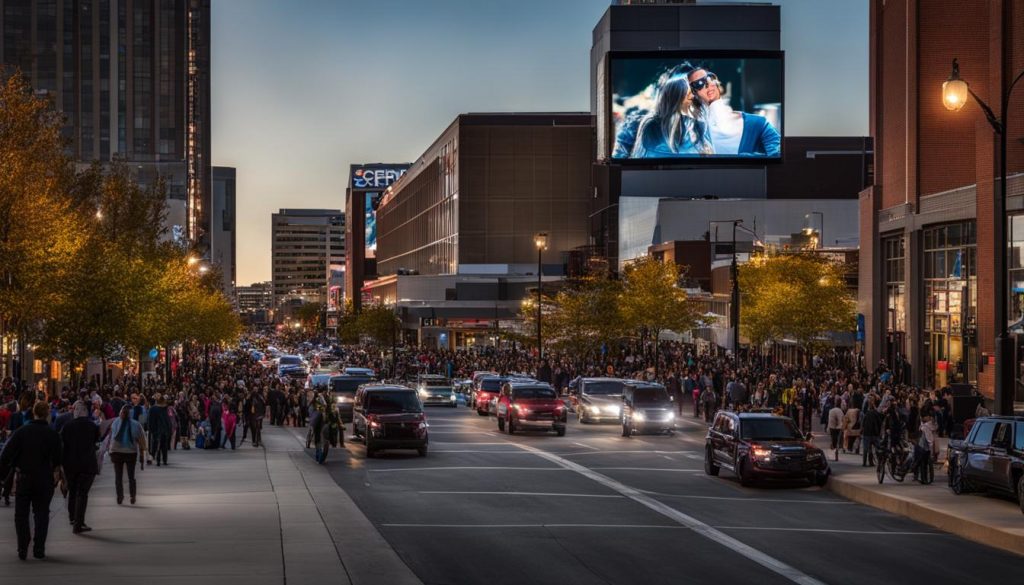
xmin=207 ymin=397 xmax=223 ymax=449
xmin=148 ymin=395 xmax=172 ymax=466
xmin=860 ymin=398 xmax=883 ymax=467
xmin=109 ymin=405 xmax=146 ymax=505
xmin=60 ymin=401 xmax=100 ymax=534
xmin=0 ymin=401 xmax=62 ymax=559
xmin=247 ymin=390 xmax=266 ymax=448
xmin=827 ymin=400 xmax=845 ymax=457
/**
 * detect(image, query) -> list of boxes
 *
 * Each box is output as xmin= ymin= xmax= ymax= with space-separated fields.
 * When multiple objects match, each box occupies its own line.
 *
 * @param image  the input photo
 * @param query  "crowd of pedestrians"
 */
xmin=0 ymin=335 xmax=988 ymax=560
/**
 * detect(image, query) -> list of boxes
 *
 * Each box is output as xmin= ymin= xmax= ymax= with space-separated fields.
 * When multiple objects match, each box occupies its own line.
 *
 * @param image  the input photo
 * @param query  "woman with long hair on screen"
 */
xmin=630 ymin=72 xmax=713 ymax=158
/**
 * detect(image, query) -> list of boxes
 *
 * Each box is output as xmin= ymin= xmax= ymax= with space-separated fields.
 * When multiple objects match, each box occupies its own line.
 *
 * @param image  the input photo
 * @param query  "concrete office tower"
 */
xmin=271 ymin=209 xmax=345 ymax=311
xmin=211 ymin=166 xmax=236 ymax=298
xmin=0 ymin=0 xmax=212 ymax=252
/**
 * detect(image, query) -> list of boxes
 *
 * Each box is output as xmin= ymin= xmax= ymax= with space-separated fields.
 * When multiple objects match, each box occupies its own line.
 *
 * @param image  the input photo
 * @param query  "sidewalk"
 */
xmin=813 ymin=434 xmax=1024 ymax=557
xmin=0 ymin=425 xmax=422 ymax=585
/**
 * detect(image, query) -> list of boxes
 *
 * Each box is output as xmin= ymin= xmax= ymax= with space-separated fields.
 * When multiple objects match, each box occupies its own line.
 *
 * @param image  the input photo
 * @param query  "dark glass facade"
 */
xmin=0 ymin=0 xmax=211 ymax=251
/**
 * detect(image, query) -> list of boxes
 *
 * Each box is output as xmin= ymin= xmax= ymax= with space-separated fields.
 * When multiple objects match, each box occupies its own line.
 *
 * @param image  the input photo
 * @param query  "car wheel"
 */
xmin=497 ymin=416 xmax=505 ymax=432
xmin=736 ymin=457 xmax=754 ymax=487
xmin=814 ymin=470 xmax=829 ymax=487
xmin=477 ymin=408 xmax=488 ymax=417
xmin=555 ymin=426 xmax=566 ymax=437
xmin=704 ymin=446 xmax=720 ymax=476
xmin=949 ymin=457 xmax=970 ymax=494
xmin=365 ymin=439 xmax=376 ymax=459
xmin=508 ymin=417 xmax=516 ymax=435
xmin=417 ymin=445 xmax=428 ymax=457
xmin=621 ymin=423 xmax=630 ymax=438
xmin=1016 ymin=474 xmax=1024 ymax=515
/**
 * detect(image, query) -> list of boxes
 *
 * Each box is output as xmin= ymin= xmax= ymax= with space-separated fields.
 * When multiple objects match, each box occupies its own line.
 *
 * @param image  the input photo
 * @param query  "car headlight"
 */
xmin=752 ymin=447 xmax=772 ymax=460
xmin=589 ymin=405 xmax=601 ymax=415
xmin=632 ymin=411 xmax=646 ymax=422
xmin=604 ymin=405 xmax=621 ymax=416
xmin=418 ymin=389 xmax=428 ymax=397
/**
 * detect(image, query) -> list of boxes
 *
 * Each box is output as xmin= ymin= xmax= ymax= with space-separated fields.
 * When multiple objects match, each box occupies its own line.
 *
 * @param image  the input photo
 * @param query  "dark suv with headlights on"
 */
xmin=351 ymin=384 xmax=428 ymax=457
xmin=705 ymin=411 xmax=829 ymax=487
xmin=495 ymin=381 xmax=567 ymax=436
xmin=473 ymin=375 xmax=508 ymax=416
xmin=947 ymin=416 xmax=1024 ymax=512
xmin=621 ymin=382 xmax=675 ymax=436
xmin=329 ymin=374 xmax=375 ymax=423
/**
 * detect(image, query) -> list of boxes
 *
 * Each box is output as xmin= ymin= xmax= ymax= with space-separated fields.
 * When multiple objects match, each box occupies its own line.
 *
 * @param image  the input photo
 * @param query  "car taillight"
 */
xmin=368 ymin=416 xmax=380 ymax=429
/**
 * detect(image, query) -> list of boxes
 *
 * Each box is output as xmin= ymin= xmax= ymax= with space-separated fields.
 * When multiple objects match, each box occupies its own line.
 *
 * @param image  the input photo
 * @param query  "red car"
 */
xmin=473 ymin=376 xmax=507 ymax=416
xmin=495 ymin=381 xmax=567 ymax=436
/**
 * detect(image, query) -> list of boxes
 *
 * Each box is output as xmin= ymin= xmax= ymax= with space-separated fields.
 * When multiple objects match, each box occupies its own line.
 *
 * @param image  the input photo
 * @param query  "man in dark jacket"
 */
xmin=60 ymin=401 xmax=100 ymax=533
xmin=0 ymin=401 xmax=62 ymax=559
xmin=861 ymin=398 xmax=884 ymax=467
xmin=148 ymin=396 xmax=172 ymax=465
xmin=247 ymin=390 xmax=266 ymax=447
xmin=207 ymin=398 xmax=223 ymax=449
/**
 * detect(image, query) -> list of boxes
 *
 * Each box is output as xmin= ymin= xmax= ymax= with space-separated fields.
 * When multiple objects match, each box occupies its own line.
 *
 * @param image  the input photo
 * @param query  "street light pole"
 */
xmin=731 ymin=220 xmax=741 ymax=365
xmin=534 ymin=232 xmax=548 ymax=360
xmin=943 ymin=55 xmax=1024 ymax=414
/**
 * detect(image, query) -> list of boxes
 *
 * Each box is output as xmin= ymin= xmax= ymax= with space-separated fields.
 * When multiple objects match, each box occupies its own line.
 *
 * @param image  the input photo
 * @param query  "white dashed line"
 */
xmin=417 ymin=491 xmax=623 ymax=499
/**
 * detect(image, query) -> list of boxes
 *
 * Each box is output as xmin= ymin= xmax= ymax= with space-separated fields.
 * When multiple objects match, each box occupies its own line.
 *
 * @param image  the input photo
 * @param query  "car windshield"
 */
xmin=513 ymin=387 xmax=557 ymax=400
xmin=311 ymin=376 xmax=331 ymax=387
xmin=480 ymin=379 xmax=504 ymax=392
xmin=633 ymin=388 xmax=669 ymax=404
xmin=366 ymin=391 xmax=422 ymax=413
xmin=740 ymin=419 xmax=803 ymax=441
xmin=584 ymin=381 xmax=625 ymax=396
xmin=331 ymin=377 xmax=371 ymax=396
xmin=422 ymin=378 xmax=450 ymax=387
xmin=279 ymin=356 xmax=302 ymax=365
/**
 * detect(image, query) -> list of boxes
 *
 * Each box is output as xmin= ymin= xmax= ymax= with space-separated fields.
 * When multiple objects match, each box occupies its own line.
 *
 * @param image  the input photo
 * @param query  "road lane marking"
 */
xmin=573 ymin=442 xmax=600 ymax=450
xmin=429 ymin=442 xmax=509 ymax=445
xmin=381 ymin=523 xmax=686 ymax=529
xmin=714 ymin=526 xmax=944 ymax=536
xmin=428 ymin=431 xmax=496 ymax=435
xmin=554 ymin=450 xmax=694 ymax=457
xmin=431 ymin=449 xmax=538 ymax=453
xmin=418 ymin=491 xmax=623 ymax=498
xmin=367 ymin=466 xmax=569 ymax=473
xmin=591 ymin=467 xmax=702 ymax=472
xmin=513 ymin=442 xmax=827 ymax=585
xmin=640 ymin=491 xmax=854 ymax=505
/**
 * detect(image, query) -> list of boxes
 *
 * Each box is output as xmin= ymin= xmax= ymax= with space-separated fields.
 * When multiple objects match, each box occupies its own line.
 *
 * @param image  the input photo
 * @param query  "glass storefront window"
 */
xmin=923 ymin=221 xmax=977 ymax=387
xmin=883 ymin=235 xmax=906 ymax=366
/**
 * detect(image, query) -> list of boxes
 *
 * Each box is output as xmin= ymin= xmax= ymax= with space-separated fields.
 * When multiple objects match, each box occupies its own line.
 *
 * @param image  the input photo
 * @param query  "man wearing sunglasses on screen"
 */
xmin=687 ymin=68 xmax=780 ymax=157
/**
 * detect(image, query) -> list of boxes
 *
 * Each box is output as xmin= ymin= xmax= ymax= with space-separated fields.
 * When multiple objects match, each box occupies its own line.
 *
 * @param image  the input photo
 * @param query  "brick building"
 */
xmin=859 ymin=0 xmax=1023 ymax=399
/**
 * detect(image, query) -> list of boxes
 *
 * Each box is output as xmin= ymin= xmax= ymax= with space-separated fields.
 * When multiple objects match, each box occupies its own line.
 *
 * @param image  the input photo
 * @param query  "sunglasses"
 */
xmin=689 ymin=73 xmax=718 ymax=92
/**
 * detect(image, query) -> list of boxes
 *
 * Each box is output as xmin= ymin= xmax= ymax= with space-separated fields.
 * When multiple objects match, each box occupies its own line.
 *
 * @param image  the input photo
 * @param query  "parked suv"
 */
xmin=329 ymin=374 xmax=375 ymax=423
xmin=352 ymin=384 xmax=428 ymax=457
xmin=621 ymin=382 xmax=675 ymax=436
xmin=705 ymin=411 xmax=829 ymax=487
xmin=947 ymin=415 xmax=1024 ymax=512
xmin=495 ymin=381 xmax=567 ymax=436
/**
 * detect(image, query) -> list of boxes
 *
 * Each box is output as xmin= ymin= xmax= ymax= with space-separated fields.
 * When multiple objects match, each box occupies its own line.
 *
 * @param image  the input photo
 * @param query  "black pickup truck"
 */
xmin=947 ymin=415 xmax=1024 ymax=513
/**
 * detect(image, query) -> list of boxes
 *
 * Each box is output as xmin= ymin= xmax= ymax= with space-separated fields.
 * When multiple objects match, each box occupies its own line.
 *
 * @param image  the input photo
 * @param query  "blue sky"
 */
xmin=211 ymin=0 xmax=868 ymax=284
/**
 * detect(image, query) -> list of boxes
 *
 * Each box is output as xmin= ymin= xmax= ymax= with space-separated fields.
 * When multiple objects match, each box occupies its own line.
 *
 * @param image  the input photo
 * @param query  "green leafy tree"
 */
xmin=356 ymin=304 xmax=400 ymax=345
xmin=620 ymin=257 xmax=702 ymax=377
xmin=738 ymin=253 xmax=855 ymax=357
xmin=295 ymin=302 xmax=324 ymax=332
xmin=0 ymin=71 xmax=84 ymax=375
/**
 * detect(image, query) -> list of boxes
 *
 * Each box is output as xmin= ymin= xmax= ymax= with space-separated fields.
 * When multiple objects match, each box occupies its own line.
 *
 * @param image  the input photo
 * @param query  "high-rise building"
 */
xmin=859 ymin=0 xmax=1023 ymax=404
xmin=236 ymin=281 xmax=272 ymax=313
xmin=0 ymin=0 xmax=212 ymax=252
xmin=211 ymin=166 xmax=236 ymax=298
xmin=271 ymin=209 xmax=345 ymax=310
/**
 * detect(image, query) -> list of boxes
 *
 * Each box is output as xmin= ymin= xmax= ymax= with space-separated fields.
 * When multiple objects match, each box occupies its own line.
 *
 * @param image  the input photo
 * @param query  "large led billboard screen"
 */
xmin=349 ymin=164 xmax=410 ymax=260
xmin=609 ymin=51 xmax=783 ymax=162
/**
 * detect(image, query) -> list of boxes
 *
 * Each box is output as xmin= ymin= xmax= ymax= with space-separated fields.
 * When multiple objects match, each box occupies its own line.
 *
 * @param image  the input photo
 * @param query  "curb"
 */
xmin=825 ymin=473 xmax=1024 ymax=557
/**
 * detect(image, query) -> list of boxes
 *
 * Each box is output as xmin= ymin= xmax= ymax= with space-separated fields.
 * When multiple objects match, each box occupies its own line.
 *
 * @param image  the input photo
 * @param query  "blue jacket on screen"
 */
xmin=738 ymin=113 xmax=781 ymax=157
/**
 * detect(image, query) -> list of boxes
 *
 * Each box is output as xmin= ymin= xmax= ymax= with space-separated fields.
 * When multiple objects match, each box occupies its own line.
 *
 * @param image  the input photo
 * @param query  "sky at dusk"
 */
xmin=210 ymin=0 xmax=869 ymax=285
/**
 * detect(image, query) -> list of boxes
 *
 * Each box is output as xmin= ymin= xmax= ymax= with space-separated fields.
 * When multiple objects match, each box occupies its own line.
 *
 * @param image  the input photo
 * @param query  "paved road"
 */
xmin=306 ymin=407 xmax=1024 ymax=585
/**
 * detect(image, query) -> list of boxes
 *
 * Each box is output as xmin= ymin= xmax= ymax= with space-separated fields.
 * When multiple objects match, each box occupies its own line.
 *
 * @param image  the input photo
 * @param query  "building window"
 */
xmin=882 ymin=235 xmax=906 ymax=366
xmin=1008 ymin=215 xmax=1024 ymax=326
xmin=923 ymin=221 xmax=977 ymax=387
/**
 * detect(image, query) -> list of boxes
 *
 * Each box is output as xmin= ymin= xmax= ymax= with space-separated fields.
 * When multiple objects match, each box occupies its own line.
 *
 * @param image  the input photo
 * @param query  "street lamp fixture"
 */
xmin=198 ymin=265 xmax=209 ymax=274
xmin=95 ymin=209 xmax=103 ymax=220
xmin=941 ymin=56 xmax=1024 ymax=414
xmin=187 ymin=255 xmax=200 ymax=266
xmin=534 ymin=232 xmax=548 ymax=359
